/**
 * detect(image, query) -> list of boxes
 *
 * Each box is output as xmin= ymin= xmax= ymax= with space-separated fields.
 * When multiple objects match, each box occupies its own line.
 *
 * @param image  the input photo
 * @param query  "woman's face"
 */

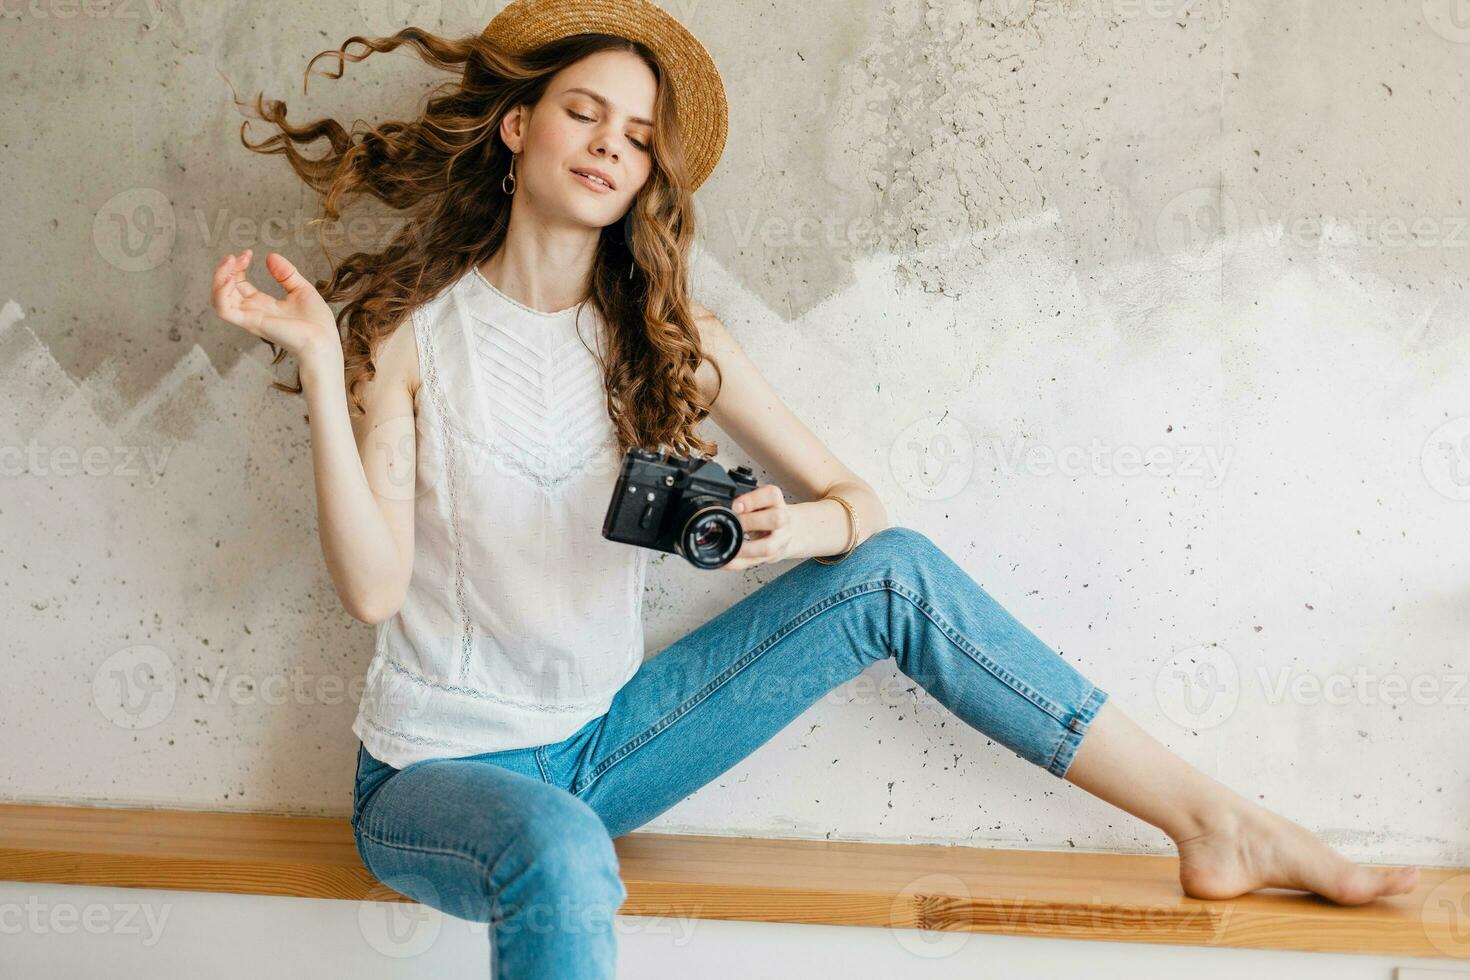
xmin=509 ymin=49 xmax=658 ymax=228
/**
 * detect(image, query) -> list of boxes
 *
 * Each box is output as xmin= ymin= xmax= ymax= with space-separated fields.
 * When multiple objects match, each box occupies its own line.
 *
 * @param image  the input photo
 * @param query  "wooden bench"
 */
xmin=0 ymin=802 xmax=1463 ymax=960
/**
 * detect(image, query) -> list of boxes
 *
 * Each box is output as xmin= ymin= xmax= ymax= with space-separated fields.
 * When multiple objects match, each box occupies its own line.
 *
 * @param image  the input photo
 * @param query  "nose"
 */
xmin=590 ymin=126 xmax=629 ymax=165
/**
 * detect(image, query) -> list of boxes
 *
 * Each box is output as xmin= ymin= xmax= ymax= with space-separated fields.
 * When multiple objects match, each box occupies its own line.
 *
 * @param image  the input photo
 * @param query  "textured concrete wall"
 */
xmin=1 ymin=0 xmax=1467 ymax=869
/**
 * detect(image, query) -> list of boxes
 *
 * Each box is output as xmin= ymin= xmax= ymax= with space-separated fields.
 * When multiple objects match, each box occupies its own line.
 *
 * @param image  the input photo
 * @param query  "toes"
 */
xmin=1327 ymin=865 xmax=1420 ymax=905
xmin=1351 ymin=865 xmax=1421 ymax=903
xmin=1379 ymin=866 xmax=1421 ymax=897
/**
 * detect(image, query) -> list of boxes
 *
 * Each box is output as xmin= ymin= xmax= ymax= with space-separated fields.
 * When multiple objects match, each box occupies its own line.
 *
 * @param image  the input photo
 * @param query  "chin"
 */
xmin=561 ymin=197 xmax=620 ymax=228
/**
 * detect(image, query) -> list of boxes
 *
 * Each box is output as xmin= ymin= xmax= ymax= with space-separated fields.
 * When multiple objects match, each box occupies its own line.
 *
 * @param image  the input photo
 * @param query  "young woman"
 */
xmin=208 ymin=1 xmax=1421 ymax=975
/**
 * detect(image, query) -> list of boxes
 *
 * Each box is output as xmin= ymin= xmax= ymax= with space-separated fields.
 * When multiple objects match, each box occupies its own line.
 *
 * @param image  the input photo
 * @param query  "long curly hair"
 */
xmin=236 ymin=25 xmax=722 ymax=459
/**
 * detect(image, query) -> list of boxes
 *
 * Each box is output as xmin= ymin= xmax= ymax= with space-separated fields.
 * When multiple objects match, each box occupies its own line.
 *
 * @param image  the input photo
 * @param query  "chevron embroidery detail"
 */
xmin=466 ymin=317 xmax=615 ymax=491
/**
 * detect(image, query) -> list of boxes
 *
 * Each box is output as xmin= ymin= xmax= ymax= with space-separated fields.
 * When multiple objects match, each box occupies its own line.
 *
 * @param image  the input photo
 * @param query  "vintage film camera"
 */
xmin=602 ymin=447 xmax=759 ymax=569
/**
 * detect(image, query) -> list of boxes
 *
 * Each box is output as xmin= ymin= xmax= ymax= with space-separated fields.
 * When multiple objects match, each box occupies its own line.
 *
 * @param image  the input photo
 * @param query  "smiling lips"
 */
xmin=571 ymin=168 xmax=616 ymax=193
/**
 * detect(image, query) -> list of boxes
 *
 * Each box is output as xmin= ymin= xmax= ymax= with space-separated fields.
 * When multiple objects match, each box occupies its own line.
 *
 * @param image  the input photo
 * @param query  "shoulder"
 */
xmin=688 ymin=300 xmax=723 ymax=336
xmin=375 ymin=309 xmax=423 ymax=404
xmin=687 ymin=300 xmax=734 ymax=406
xmin=386 ymin=277 xmax=465 ymax=401
xmin=688 ymin=300 xmax=742 ymax=360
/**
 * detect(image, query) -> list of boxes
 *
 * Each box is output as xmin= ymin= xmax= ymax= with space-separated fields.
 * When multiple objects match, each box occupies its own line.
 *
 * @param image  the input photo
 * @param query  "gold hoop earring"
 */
xmin=501 ymin=153 xmax=518 ymax=195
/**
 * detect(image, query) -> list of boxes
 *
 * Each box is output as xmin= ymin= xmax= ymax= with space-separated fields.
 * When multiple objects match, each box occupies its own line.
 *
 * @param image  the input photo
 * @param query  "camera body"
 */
xmin=602 ymin=447 xmax=759 ymax=569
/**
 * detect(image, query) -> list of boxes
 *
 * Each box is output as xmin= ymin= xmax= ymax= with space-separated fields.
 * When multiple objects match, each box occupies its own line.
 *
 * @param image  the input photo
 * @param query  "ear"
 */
xmin=498 ymin=104 xmax=527 ymax=153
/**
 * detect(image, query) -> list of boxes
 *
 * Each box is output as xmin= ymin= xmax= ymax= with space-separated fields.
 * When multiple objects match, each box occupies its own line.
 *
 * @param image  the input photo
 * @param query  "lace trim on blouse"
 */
xmin=361 ymin=715 xmax=481 ymax=752
xmin=382 ymin=654 xmax=608 ymax=713
xmin=413 ymin=303 xmax=478 ymax=684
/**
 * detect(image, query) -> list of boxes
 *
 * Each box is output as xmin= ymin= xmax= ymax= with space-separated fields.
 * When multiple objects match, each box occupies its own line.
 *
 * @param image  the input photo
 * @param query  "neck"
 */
xmin=481 ymin=204 xmax=600 ymax=314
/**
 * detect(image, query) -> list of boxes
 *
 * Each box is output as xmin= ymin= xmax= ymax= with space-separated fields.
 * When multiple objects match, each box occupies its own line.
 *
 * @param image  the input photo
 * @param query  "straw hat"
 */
xmin=481 ymin=0 xmax=728 ymax=192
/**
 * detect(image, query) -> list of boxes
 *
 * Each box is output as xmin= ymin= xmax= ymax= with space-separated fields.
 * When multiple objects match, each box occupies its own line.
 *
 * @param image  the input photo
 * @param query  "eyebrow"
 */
xmin=563 ymin=87 xmax=654 ymax=128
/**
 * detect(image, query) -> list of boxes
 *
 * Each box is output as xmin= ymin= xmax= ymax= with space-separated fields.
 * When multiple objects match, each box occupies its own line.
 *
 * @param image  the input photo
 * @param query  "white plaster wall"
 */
xmin=1 ymin=0 xmax=1467 ymax=881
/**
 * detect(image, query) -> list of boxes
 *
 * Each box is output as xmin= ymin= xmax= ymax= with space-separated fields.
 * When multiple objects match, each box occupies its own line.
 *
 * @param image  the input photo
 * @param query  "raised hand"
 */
xmin=210 ymin=248 xmax=341 ymax=366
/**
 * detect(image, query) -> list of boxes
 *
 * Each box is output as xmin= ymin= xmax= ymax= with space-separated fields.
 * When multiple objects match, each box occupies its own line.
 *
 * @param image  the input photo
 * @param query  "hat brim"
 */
xmin=483 ymin=0 xmax=728 ymax=192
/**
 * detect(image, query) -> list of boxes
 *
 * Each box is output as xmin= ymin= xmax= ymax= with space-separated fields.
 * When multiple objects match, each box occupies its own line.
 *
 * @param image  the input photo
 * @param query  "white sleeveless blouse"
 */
xmin=351 ymin=266 xmax=650 ymax=769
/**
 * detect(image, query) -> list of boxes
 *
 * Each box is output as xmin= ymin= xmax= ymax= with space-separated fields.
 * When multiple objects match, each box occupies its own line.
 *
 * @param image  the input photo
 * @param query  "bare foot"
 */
xmin=1171 ymin=802 xmax=1422 ymax=904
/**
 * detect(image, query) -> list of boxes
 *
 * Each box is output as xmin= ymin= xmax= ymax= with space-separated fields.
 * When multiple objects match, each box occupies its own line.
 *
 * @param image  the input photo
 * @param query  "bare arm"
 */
xmin=689 ymin=302 xmax=889 ymax=560
xmin=211 ymin=249 xmax=417 ymax=624
xmin=303 ymin=316 xmax=418 ymax=624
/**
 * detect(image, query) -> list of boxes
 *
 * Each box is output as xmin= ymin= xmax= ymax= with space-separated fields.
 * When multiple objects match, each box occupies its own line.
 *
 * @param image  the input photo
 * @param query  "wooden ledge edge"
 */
xmin=0 ymin=803 xmax=1463 ymax=961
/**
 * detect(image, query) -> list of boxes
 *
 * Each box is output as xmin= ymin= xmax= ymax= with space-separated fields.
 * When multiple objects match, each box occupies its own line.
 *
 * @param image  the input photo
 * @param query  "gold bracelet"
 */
xmin=813 ymin=493 xmax=860 ymax=564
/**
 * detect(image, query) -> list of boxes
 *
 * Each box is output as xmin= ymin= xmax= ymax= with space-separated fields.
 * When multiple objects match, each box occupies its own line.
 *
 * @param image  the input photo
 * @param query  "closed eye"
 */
xmin=567 ymin=109 xmax=649 ymax=152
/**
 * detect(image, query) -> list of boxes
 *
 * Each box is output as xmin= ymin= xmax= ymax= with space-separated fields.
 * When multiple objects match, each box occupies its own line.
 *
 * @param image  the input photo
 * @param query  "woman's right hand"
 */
xmin=211 ymin=249 xmax=342 ymax=368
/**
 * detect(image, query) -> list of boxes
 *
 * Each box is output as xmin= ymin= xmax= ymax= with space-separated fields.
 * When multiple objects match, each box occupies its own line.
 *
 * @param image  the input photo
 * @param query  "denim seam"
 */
xmin=534 ymin=747 xmax=552 ymax=784
xmin=351 ymin=829 xmax=376 ymax=880
xmin=354 ymin=825 xmax=511 ymax=925
xmin=882 ymin=578 xmax=1071 ymax=723
xmin=351 ymin=744 xmax=365 ymax=825
xmin=1044 ymin=683 xmax=1107 ymax=777
xmin=357 ymin=818 xmax=621 ymax=928
xmin=571 ymin=576 xmax=1069 ymax=797
xmin=571 ymin=580 xmax=877 ymax=796
xmin=356 ymin=823 xmax=492 ymax=874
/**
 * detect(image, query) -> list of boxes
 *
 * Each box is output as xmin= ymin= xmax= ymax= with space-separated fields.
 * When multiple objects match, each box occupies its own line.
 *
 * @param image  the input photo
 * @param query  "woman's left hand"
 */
xmin=720 ymin=483 xmax=793 ymax=571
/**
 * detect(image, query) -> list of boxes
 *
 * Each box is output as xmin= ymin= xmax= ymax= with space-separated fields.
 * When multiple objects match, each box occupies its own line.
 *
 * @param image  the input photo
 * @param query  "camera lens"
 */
xmin=676 ymin=500 xmax=743 ymax=569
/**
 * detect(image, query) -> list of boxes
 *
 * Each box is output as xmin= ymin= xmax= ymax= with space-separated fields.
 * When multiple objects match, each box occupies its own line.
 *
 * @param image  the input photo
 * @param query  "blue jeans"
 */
xmin=351 ymin=525 xmax=1109 ymax=978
